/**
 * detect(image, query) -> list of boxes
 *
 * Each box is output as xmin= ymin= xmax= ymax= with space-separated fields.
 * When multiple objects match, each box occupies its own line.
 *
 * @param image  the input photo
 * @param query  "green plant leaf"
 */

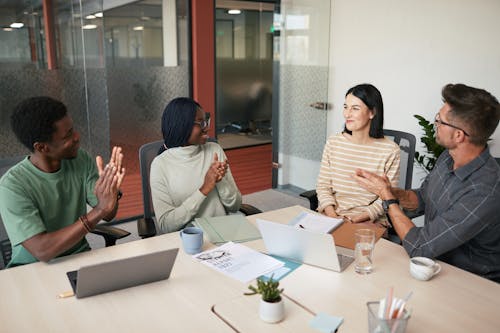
xmin=413 ymin=114 xmax=445 ymax=173
xmin=244 ymin=275 xmax=283 ymax=302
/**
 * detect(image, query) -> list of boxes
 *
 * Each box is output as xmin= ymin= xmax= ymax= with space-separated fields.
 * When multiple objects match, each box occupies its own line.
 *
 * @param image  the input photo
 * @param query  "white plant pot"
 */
xmin=259 ymin=298 xmax=285 ymax=323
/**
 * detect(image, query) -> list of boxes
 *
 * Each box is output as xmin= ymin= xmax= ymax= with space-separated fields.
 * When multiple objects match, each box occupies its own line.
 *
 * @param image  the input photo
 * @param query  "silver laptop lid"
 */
xmin=257 ymin=219 xmax=345 ymax=272
xmin=76 ymin=248 xmax=179 ymax=298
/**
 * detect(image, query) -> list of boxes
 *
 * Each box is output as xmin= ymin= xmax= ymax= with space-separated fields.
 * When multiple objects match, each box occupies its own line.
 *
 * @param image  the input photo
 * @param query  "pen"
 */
xmin=57 ymin=291 xmax=74 ymax=299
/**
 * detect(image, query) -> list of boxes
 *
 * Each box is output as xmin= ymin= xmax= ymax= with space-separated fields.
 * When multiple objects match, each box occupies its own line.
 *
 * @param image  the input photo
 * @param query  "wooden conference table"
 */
xmin=0 ymin=206 xmax=499 ymax=332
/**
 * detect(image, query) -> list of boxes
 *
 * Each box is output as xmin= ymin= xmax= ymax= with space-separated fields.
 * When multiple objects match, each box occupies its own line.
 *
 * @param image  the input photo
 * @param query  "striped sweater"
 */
xmin=316 ymin=133 xmax=400 ymax=222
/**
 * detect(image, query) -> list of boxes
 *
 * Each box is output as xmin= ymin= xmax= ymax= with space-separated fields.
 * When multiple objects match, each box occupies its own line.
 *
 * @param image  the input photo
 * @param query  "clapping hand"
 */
xmin=200 ymin=153 xmax=229 ymax=195
xmin=94 ymin=146 xmax=126 ymax=215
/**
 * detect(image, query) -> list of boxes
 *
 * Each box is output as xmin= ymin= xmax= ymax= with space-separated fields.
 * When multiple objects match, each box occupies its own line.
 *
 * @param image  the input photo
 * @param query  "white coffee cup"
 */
xmin=409 ymin=257 xmax=441 ymax=281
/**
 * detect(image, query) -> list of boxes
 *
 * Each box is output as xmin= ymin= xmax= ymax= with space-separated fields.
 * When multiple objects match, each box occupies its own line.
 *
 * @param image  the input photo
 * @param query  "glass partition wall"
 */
xmin=0 ymin=0 xmax=108 ymax=159
xmin=0 ymin=0 xmax=191 ymax=221
xmin=215 ymin=0 xmax=274 ymax=149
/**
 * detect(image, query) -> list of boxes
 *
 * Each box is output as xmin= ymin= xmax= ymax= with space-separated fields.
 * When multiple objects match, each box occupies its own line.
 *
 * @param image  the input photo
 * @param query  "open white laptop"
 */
xmin=256 ymin=219 xmax=354 ymax=272
xmin=66 ymin=248 xmax=179 ymax=298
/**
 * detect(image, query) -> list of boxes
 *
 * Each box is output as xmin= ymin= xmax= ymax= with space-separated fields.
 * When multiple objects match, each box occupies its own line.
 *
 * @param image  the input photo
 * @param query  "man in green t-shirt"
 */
xmin=0 ymin=97 xmax=126 ymax=267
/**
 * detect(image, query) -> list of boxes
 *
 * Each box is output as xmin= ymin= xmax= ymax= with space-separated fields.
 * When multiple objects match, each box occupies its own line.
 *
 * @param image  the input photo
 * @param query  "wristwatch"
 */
xmin=382 ymin=199 xmax=399 ymax=213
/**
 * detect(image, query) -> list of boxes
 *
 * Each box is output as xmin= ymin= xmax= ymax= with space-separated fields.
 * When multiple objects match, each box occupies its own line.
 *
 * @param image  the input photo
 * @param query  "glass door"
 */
xmin=273 ymin=0 xmax=331 ymax=191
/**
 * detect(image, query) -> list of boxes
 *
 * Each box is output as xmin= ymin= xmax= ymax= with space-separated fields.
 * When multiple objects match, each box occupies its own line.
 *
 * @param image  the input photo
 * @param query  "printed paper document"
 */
xmin=193 ymin=242 xmax=284 ymax=283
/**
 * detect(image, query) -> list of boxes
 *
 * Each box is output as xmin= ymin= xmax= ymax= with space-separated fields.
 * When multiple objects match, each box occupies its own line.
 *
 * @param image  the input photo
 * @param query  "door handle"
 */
xmin=309 ymin=102 xmax=330 ymax=110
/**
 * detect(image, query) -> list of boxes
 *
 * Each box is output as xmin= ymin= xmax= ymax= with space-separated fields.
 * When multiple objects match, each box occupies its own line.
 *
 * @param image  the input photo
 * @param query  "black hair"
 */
xmin=159 ymin=97 xmax=201 ymax=153
xmin=343 ymin=84 xmax=384 ymax=138
xmin=10 ymin=96 xmax=68 ymax=152
xmin=442 ymin=83 xmax=500 ymax=146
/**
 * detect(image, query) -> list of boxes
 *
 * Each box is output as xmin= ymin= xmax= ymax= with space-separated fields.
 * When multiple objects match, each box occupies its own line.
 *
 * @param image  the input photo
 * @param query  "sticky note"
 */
xmin=310 ymin=312 xmax=344 ymax=333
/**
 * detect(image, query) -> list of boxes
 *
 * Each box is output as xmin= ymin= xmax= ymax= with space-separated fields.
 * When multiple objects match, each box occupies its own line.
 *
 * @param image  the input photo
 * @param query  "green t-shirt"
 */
xmin=0 ymin=149 xmax=98 ymax=267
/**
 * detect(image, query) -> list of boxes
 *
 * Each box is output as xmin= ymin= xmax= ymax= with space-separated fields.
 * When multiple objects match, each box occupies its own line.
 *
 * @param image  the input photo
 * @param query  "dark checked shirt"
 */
xmin=403 ymin=147 xmax=500 ymax=282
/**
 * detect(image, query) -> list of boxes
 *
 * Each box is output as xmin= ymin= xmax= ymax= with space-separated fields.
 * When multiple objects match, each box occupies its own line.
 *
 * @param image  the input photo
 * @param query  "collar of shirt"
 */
xmin=445 ymin=146 xmax=491 ymax=181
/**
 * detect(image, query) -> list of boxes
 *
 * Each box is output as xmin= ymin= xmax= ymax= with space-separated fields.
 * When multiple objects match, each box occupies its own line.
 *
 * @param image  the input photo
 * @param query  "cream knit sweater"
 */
xmin=150 ymin=142 xmax=242 ymax=233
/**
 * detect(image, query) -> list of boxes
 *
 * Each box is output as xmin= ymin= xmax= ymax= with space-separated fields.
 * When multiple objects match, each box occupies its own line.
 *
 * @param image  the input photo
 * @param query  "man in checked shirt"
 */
xmin=354 ymin=83 xmax=500 ymax=282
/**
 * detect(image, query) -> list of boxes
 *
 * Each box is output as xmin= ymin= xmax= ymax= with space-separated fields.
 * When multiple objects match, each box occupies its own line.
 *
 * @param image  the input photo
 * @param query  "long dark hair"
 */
xmin=159 ymin=97 xmax=201 ymax=153
xmin=343 ymin=84 xmax=384 ymax=138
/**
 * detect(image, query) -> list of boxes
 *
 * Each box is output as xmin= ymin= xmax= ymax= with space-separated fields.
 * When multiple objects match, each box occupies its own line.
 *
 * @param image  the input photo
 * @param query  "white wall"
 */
xmin=327 ymin=0 xmax=500 ymax=187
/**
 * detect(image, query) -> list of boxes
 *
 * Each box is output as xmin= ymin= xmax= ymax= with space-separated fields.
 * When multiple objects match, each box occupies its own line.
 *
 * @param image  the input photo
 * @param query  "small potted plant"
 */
xmin=244 ymin=276 xmax=285 ymax=323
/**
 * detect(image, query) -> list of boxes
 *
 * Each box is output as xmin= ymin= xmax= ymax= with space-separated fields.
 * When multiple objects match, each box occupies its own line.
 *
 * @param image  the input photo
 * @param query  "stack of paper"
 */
xmin=193 ymin=242 xmax=284 ymax=283
xmin=193 ymin=214 xmax=261 ymax=245
xmin=288 ymin=211 xmax=343 ymax=233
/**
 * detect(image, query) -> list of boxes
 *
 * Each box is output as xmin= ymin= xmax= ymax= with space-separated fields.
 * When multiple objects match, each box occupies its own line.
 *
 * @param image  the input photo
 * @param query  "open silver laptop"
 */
xmin=66 ymin=248 xmax=179 ymax=298
xmin=256 ymin=219 xmax=354 ymax=272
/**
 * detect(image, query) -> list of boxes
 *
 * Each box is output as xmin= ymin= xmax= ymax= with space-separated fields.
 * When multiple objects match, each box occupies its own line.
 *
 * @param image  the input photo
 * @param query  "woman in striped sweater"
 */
xmin=316 ymin=84 xmax=400 ymax=227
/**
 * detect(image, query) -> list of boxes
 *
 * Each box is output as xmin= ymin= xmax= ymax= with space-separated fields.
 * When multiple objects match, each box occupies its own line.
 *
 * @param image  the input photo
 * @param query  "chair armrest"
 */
xmin=91 ymin=225 xmax=131 ymax=247
xmin=299 ymin=190 xmax=318 ymax=211
xmin=137 ymin=217 xmax=157 ymax=238
xmin=239 ymin=203 xmax=262 ymax=216
xmin=1 ymin=239 xmax=12 ymax=268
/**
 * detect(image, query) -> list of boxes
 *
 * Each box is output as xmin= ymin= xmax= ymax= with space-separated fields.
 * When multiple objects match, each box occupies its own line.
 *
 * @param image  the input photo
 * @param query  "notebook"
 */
xmin=66 ymin=248 xmax=178 ymax=298
xmin=193 ymin=214 xmax=261 ymax=245
xmin=256 ymin=219 xmax=354 ymax=272
xmin=289 ymin=211 xmax=344 ymax=233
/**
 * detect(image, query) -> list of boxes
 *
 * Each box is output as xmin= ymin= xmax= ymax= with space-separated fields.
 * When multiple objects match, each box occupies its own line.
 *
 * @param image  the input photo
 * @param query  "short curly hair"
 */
xmin=11 ymin=96 xmax=68 ymax=151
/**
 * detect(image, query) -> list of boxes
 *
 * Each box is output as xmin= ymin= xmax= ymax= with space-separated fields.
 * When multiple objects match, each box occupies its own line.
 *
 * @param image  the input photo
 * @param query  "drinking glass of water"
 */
xmin=354 ymin=229 xmax=375 ymax=274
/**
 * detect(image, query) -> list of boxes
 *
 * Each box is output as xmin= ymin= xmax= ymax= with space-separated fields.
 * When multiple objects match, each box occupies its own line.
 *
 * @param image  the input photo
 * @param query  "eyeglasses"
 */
xmin=194 ymin=118 xmax=210 ymax=130
xmin=195 ymin=250 xmax=227 ymax=261
xmin=434 ymin=114 xmax=469 ymax=137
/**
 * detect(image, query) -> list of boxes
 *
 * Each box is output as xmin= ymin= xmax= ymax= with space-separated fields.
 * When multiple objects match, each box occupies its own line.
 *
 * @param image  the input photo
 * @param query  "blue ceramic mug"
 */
xmin=180 ymin=227 xmax=204 ymax=254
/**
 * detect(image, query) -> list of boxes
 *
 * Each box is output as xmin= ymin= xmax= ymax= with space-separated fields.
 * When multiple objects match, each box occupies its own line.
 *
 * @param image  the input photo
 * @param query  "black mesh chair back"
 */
xmin=0 ymin=156 xmax=25 ymax=269
xmin=137 ymin=140 xmax=164 ymax=238
xmin=382 ymin=129 xmax=416 ymax=190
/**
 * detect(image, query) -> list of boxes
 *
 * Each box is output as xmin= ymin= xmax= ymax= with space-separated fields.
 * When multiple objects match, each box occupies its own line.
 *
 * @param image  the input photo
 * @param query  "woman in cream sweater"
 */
xmin=316 ymin=84 xmax=400 ymax=227
xmin=150 ymin=97 xmax=242 ymax=233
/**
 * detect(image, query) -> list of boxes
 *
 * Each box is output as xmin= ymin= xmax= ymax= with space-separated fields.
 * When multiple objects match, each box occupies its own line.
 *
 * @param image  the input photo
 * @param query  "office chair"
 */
xmin=137 ymin=140 xmax=262 ymax=238
xmin=299 ymin=130 xmax=416 ymax=244
xmin=0 ymin=155 xmax=130 ymax=269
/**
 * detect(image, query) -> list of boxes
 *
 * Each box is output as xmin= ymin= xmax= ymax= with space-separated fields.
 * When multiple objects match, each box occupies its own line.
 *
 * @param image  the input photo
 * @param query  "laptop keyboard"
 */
xmin=338 ymin=253 xmax=355 ymax=269
xmin=66 ymin=270 xmax=78 ymax=292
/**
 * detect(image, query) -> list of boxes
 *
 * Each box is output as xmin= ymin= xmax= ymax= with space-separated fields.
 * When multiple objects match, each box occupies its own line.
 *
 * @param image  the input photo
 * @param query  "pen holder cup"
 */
xmin=367 ymin=301 xmax=410 ymax=333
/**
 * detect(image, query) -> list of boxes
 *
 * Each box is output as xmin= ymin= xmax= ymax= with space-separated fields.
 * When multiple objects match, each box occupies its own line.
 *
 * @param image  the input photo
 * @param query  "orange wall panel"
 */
xmin=225 ymin=144 xmax=272 ymax=195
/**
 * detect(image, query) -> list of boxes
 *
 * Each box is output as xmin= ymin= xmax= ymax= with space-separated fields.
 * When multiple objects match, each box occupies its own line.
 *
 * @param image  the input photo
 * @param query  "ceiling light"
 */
xmin=94 ymin=12 xmax=103 ymax=18
xmin=82 ymin=24 xmax=97 ymax=30
xmin=227 ymin=9 xmax=241 ymax=15
xmin=133 ymin=26 xmax=144 ymax=31
xmin=10 ymin=22 xmax=24 ymax=28
xmin=3 ymin=27 xmax=13 ymax=31
xmin=85 ymin=14 xmax=96 ymax=19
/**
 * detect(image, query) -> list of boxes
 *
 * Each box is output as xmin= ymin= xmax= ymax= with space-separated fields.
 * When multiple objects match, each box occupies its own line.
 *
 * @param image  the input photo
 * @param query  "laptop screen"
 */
xmin=66 ymin=248 xmax=178 ymax=298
